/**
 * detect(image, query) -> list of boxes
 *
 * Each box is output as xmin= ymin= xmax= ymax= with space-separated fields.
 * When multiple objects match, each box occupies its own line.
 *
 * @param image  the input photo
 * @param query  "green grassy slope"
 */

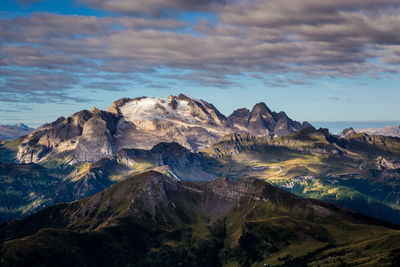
xmin=0 ymin=163 xmax=64 ymax=223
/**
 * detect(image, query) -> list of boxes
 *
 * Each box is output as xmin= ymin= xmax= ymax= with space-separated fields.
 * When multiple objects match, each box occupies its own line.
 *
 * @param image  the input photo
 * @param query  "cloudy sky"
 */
xmin=1 ymin=0 xmax=400 ymax=128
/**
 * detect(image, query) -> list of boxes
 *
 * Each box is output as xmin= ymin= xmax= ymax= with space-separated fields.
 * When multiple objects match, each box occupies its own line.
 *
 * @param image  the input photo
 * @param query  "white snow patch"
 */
xmin=120 ymin=97 xmax=200 ymax=124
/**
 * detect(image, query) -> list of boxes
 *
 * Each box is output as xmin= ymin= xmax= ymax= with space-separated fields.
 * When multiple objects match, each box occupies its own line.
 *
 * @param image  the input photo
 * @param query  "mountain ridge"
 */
xmin=0 ymin=123 xmax=34 ymax=140
xmin=15 ymin=94 xmax=311 ymax=164
xmin=1 ymin=171 xmax=400 ymax=266
xmin=357 ymin=125 xmax=400 ymax=138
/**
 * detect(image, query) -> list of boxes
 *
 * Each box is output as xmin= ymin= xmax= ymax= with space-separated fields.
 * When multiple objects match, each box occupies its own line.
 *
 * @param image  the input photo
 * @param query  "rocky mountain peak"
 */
xmin=228 ymin=102 xmax=311 ymax=137
xmin=341 ymin=127 xmax=356 ymax=139
xmin=250 ymin=102 xmax=273 ymax=118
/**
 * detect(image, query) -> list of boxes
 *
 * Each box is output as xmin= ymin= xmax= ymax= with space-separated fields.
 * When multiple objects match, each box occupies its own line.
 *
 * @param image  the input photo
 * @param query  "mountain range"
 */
xmin=0 ymin=123 xmax=34 ymax=140
xmin=16 ymin=94 xmax=311 ymax=165
xmin=1 ymin=94 xmax=400 ymax=266
xmin=356 ymin=125 xmax=400 ymax=138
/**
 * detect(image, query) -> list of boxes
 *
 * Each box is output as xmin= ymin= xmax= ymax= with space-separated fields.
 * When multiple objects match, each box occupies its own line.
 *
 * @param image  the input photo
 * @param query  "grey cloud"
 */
xmin=1 ymin=1 xmax=400 ymax=103
xmin=79 ymin=0 xmax=227 ymax=15
xmin=161 ymin=72 xmax=234 ymax=88
xmin=145 ymin=84 xmax=171 ymax=89
xmin=221 ymin=0 xmax=399 ymax=27
xmin=0 ymin=91 xmax=92 ymax=104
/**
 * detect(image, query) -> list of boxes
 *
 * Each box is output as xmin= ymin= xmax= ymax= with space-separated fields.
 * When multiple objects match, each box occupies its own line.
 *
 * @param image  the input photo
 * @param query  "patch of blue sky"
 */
xmin=0 ymin=0 xmax=108 ymax=17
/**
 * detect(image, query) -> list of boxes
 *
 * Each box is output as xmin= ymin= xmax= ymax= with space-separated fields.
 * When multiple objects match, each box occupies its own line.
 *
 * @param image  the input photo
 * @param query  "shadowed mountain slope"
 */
xmin=1 ymin=171 xmax=400 ymax=266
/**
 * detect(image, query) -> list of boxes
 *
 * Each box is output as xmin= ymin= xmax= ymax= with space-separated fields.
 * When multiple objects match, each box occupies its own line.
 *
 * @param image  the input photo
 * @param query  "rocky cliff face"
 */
xmin=376 ymin=156 xmax=400 ymax=170
xmin=17 ymin=107 xmax=119 ymax=164
xmin=16 ymin=94 xmax=312 ymax=164
xmin=340 ymin=127 xmax=356 ymax=139
xmin=228 ymin=102 xmax=311 ymax=137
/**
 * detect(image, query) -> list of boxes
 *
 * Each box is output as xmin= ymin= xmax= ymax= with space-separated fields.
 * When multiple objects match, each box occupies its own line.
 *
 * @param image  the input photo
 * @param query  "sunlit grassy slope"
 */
xmin=202 ymin=129 xmax=400 ymax=224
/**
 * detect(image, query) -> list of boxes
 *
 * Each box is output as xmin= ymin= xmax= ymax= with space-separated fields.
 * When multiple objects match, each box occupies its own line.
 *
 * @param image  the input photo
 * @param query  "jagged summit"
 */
xmin=341 ymin=127 xmax=356 ymax=139
xmin=228 ymin=102 xmax=311 ymax=137
xmin=16 ymin=94 xmax=312 ymax=164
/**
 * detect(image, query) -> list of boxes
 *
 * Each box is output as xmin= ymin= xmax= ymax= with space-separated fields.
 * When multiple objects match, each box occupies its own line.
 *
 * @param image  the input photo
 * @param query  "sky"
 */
xmin=0 ymin=0 xmax=399 ymax=128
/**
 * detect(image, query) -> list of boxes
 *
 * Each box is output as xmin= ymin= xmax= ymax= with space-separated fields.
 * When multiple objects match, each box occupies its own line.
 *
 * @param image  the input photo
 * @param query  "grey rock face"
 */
xmin=228 ymin=102 xmax=310 ymax=137
xmin=17 ymin=108 xmax=120 ymax=164
xmin=376 ymin=156 xmax=400 ymax=170
xmin=341 ymin=127 xmax=356 ymax=139
xmin=72 ymin=117 xmax=114 ymax=164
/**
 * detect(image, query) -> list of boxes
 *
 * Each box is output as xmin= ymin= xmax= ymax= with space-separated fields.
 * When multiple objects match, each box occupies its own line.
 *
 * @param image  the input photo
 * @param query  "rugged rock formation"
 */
xmin=17 ymin=108 xmax=119 ymax=164
xmin=341 ymin=127 xmax=356 ymax=139
xmin=205 ymin=127 xmax=343 ymax=158
xmin=228 ymin=102 xmax=311 ymax=137
xmin=377 ymin=156 xmax=400 ymax=170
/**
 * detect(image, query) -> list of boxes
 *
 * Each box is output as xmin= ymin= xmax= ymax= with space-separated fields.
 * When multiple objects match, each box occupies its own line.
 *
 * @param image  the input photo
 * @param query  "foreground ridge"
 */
xmin=1 ymin=171 xmax=400 ymax=266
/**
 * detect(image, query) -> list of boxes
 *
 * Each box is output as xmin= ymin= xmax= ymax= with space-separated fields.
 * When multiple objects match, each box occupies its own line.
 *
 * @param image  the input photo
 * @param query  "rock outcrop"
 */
xmin=377 ymin=156 xmax=400 ymax=170
xmin=341 ymin=127 xmax=356 ymax=139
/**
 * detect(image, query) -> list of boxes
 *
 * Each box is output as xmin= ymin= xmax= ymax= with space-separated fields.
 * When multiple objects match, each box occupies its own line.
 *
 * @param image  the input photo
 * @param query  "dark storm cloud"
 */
xmin=0 ymin=0 xmax=400 ymax=103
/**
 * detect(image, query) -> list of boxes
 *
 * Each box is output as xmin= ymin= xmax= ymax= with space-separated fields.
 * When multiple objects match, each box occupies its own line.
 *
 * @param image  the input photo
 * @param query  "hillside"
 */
xmin=1 ymin=171 xmax=400 ymax=266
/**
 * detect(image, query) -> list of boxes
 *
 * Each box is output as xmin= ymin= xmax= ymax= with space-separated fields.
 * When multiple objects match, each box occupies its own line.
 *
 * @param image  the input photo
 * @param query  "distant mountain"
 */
xmin=0 ymin=123 xmax=33 ymax=140
xmin=356 ymin=125 xmax=400 ymax=138
xmin=228 ymin=102 xmax=311 ymax=136
xmin=16 ymin=94 xmax=310 ymax=164
xmin=1 ymin=171 xmax=400 ymax=266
